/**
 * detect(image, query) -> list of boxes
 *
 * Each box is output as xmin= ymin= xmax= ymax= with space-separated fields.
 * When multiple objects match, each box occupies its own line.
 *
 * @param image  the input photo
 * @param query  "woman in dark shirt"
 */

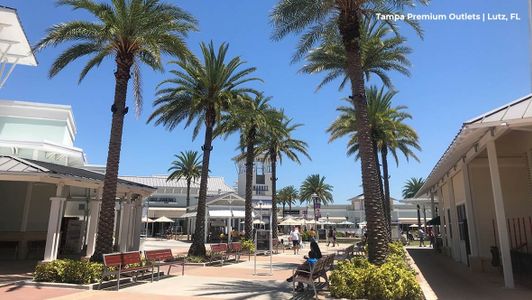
xmin=286 ymin=240 xmax=322 ymax=291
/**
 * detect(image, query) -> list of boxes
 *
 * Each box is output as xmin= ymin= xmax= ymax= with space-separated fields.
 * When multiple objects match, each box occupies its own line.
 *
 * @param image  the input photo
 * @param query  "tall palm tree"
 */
xmin=257 ymin=115 xmax=310 ymax=238
xmin=328 ymin=86 xmax=420 ymax=237
xmin=167 ymin=150 xmax=202 ymax=208
xmin=216 ymin=94 xmax=280 ymax=240
xmin=300 ymin=16 xmax=412 ymax=91
xmin=402 ymin=177 xmax=425 ymax=199
xmin=35 ymin=0 xmax=197 ymax=261
xmin=300 ymin=174 xmax=334 ymax=221
xmin=278 ymin=186 xmax=299 ymax=217
xmin=148 ymin=42 xmax=260 ymax=257
xmin=271 ymin=0 xmax=426 ymax=263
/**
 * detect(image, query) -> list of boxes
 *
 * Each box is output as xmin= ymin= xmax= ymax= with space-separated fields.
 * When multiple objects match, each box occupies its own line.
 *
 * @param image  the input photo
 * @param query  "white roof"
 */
xmin=120 ymin=175 xmax=234 ymax=194
xmin=0 ymin=6 xmax=37 ymax=66
xmin=417 ymin=94 xmax=532 ymax=196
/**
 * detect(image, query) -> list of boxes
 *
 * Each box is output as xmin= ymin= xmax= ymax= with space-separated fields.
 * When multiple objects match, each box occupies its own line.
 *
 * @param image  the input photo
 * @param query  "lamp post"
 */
xmin=259 ymin=200 xmax=263 ymax=229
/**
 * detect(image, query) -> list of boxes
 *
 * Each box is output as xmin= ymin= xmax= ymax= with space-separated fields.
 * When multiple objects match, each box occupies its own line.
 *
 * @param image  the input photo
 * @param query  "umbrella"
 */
xmin=154 ymin=216 xmax=175 ymax=223
xmin=321 ymin=220 xmax=335 ymax=225
xmin=357 ymin=221 xmax=367 ymax=227
xmin=409 ymin=224 xmax=419 ymax=228
xmin=239 ymin=219 xmax=266 ymax=225
xmin=142 ymin=217 xmax=154 ymax=223
xmin=279 ymin=218 xmax=303 ymax=226
xmin=339 ymin=220 xmax=354 ymax=225
xmin=303 ymin=219 xmax=320 ymax=225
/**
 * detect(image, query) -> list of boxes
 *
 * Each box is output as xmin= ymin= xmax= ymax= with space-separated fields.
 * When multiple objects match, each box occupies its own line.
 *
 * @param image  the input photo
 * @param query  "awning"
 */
xmin=181 ymin=212 xmax=196 ymax=218
xmin=232 ymin=210 xmax=245 ymax=218
xmin=427 ymin=216 xmax=441 ymax=225
xmin=209 ymin=210 xmax=231 ymax=217
xmin=154 ymin=216 xmax=174 ymax=223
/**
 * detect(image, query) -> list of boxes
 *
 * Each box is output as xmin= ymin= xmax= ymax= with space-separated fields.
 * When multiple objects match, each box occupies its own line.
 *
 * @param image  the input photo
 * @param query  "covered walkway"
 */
xmin=408 ymin=247 xmax=532 ymax=300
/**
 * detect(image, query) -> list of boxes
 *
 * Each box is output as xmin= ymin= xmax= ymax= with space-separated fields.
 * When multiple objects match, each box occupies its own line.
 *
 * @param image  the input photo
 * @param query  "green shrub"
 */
xmin=241 ymin=239 xmax=255 ymax=253
xmin=186 ymin=256 xmax=208 ymax=263
xmin=335 ymin=231 xmax=346 ymax=237
xmin=330 ymin=244 xmax=422 ymax=300
xmin=34 ymin=259 xmax=103 ymax=284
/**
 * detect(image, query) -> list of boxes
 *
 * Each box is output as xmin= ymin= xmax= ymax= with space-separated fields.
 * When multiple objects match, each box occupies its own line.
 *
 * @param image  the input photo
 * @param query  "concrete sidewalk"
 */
xmin=407 ymin=247 xmax=532 ymax=300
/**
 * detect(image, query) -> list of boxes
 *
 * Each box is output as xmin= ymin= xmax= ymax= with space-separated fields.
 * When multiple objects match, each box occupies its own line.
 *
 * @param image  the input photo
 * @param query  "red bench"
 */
xmin=227 ymin=242 xmax=241 ymax=261
xmin=209 ymin=243 xmax=229 ymax=265
xmin=145 ymin=249 xmax=184 ymax=280
xmin=99 ymin=251 xmax=152 ymax=290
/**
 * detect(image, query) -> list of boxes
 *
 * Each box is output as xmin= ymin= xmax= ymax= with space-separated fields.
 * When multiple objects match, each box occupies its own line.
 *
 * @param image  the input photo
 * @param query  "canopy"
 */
xmin=303 ymin=219 xmax=320 ymax=225
xmin=279 ymin=218 xmax=302 ymax=226
xmin=357 ymin=221 xmax=367 ymax=227
xmin=142 ymin=217 xmax=154 ymax=223
xmin=427 ymin=216 xmax=441 ymax=226
xmin=409 ymin=224 xmax=419 ymax=228
xmin=240 ymin=219 xmax=265 ymax=225
xmin=339 ymin=220 xmax=354 ymax=225
xmin=154 ymin=216 xmax=174 ymax=223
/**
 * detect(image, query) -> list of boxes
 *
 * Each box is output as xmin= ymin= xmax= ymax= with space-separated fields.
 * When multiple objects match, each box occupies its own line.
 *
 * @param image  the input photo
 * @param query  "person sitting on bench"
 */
xmin=286 ymin=240 xmax=323 ymax=292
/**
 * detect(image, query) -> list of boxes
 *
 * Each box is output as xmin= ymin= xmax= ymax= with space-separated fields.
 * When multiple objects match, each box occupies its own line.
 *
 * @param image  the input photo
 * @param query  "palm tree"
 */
xmin=35 ymin=0 xmax=197 ymax=261
xmin=216 ymin=94 xmax=280 ymax=240
xmin=329 ymin=86 xmax=420 ymax=239
xmin=299 ymin=174 xmax=334 ymax=221
xmin=402 ymin=177 xmax=425 ymax=199
xmin=300 ymin=16 xmax=411 ymax=91
xmin=271 ymin=0 xmax=426 ymax=263
xmin=167 ymin=151 xmax=202 ymax=208
xmin=148 ymin=42 xmax=260 ymax=257
xmin=278 ymin=186 xmax=299 ymax=217
xmin=257 ymin=115 xmax=310 ymax=238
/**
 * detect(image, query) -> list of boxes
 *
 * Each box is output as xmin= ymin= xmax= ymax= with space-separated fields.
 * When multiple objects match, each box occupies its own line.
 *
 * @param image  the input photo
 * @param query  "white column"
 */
xmin=20 ymin=183 xmax=33 ymax=232
xmin=462 ymin=164 xmax=479 ymax=257
xmin=204 ymin=208 xmax=209 ymax=242
xmin=119 ymin=201 xmax=132 ymax=252
xmin=131 ymin=197 xmax=143 ymax=250
xmin=85 ymin=200 xmax=101 ymax=257
xmin=44 ymin=188 xmax=66 ymax=261
xmin=447 ymin=179 xmax=460 ymax=261
xmin=430 ymin=192 xmax=436 ymax=217
xmin=487 ymin=140 xmax=514 ymax=288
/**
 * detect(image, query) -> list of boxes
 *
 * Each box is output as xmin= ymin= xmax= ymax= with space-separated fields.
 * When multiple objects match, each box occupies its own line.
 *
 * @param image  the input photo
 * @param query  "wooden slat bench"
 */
xmin=336 ymin=244 xmax=355 ymax=260
xmin=209 ymin=243 xmax=229 ymax=265
xmin=99 ymin=251 xmax=152 ymax=290
xmin=292 ymin=254 xmax=335 ymax=299
xmin=145 ymin=249 xmax=184 ymax=281
xmin=227 ymin=242 xmax=241 ymax=261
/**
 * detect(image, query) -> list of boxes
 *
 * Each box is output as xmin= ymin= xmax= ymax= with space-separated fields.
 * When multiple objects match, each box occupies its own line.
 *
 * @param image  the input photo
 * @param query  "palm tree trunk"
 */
xmin=186 ymin=178 xmax=191 ymax=208
xmin=338 ymin=6 xmax=388 ymax=264
xmin=270 ymin=153 xmax=278 ymax=239
xmin=373 ymin=140 xmax=390 ymax=242
xmin=282 ymin=203 xmax=286 ymax=218
xmin=91 ymin=54 xmax=133 ymax=262
xmin=188 ymin=110 xmax=214 ymax=257
xmin=381 ymin=147 xmax=392 ymax=241
xmin=244 ymin=129 xmax=255 ymax=240
xmin=185 ymin=178 xmax=191 ymax=237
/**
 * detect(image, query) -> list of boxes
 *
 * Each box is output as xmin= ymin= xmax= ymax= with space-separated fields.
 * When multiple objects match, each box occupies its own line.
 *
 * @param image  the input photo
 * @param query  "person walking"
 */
xmin=327 ymin=228 xmax=336 ymax=247
xmin=419 ymin=228 xmax=426 ymax=247
xmin=289 ymin=226 xmax=300 ymax=255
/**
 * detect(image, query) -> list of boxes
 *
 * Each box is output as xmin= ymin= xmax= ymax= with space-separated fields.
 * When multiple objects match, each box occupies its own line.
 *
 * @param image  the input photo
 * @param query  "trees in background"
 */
xmin=148 ymin=42 xmax=260 ymax=256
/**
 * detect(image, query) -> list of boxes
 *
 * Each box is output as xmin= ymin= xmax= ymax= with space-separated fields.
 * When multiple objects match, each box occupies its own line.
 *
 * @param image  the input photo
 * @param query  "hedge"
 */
xmin=330 ymin=242 xmax=422 ymax=300
xmin=34 ymin=259 xmax=103 ymax=284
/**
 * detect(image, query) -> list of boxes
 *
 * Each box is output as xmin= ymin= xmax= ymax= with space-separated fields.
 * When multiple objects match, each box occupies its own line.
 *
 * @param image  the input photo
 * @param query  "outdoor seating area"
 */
xmin=209 ymin=242 xmax=242 ymax=265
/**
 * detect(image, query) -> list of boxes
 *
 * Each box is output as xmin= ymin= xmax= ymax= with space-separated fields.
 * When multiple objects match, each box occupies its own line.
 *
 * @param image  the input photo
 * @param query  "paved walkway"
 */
xmin=1 ymin=243 xmax=340 ymax=300
xmin=408 ymin=247 xmax=532 ymax=300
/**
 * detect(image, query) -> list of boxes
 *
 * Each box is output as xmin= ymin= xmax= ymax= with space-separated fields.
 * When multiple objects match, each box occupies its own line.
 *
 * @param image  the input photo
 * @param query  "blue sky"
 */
xmin=1 ymin=0 xmax=530 ymax=203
